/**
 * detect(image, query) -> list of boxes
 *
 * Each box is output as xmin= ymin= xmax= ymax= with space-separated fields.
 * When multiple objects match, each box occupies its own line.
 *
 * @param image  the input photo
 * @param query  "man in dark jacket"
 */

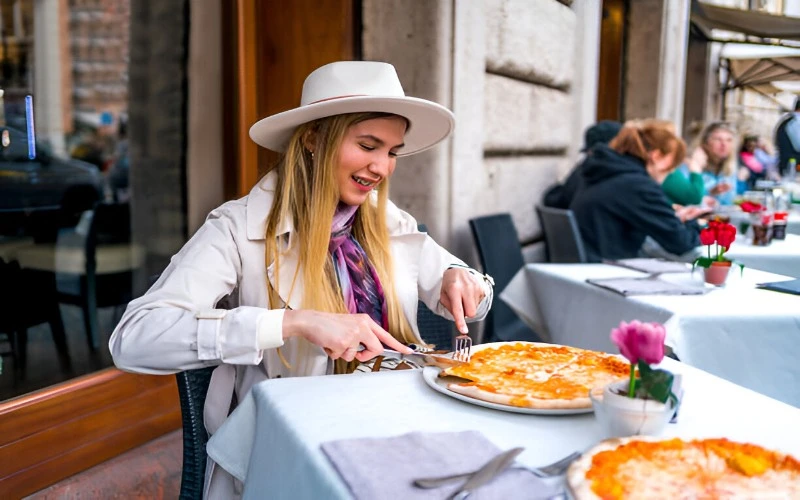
xmin=569 ymin=144 xmax=700 ymax=262
xmin=775 ymin=97 xmax=800 ymax=178
xmin=542 ymin=120 xmax=622 ymax=209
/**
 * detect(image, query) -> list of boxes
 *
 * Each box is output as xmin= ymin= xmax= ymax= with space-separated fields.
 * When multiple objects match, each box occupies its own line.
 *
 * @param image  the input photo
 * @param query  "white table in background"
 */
xmin=724 ymin=233 xmax=800 ymax=278
xmin=500 ymin=264 xmax=800 ymax=407
xmin=206 ymin=360 xmax=800 ymax=499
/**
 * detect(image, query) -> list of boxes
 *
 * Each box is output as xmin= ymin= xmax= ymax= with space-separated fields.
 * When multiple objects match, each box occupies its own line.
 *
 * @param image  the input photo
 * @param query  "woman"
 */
xmin=569 ymin=119 xmax=701 ymax=262
xmin=738 ymin=134 xmax=769 ymax=191
xmin=109 ymin=61 xmax=493 ymax=497
xmin=697 ymin=122 xmax=740 ymax=205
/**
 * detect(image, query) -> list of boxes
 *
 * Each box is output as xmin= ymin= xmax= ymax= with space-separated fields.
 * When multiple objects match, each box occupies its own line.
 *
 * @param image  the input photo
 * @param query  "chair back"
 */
xmin=176 ymin=366 xmax=216 ymax=500
xmin=416 ymin=223 xmax=454 ymax=348
xmin=468 ymin=214 xmax=538 ymax=343
xmin=535 ymin=206 xmax=588 ymax=263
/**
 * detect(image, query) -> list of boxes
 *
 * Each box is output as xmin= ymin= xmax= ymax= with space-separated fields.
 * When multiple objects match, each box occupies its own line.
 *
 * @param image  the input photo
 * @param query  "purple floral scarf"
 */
xmin=329 ymin=203 xmax=389 ymax=329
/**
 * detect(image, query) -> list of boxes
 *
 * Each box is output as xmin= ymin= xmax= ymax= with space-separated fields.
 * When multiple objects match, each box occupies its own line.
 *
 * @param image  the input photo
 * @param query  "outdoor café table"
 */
xmin=500 ymin=264 xmax=800 ymax=408
xmin=722 ymin=233 xmax=800 ymax=278
xmin=206 ymin=359 xmax=800 ymax=499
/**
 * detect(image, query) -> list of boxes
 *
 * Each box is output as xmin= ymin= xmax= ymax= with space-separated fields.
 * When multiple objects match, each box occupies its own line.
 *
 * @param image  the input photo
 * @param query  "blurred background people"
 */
xmin=738 ymin=134 xmax=769 ymax=191
xmin=542 ymin=120 xmax=622 ymax=209
xmin=569 ymin=119 xmax=701 ymax=262
xmin=696 ymin=122 xmax=739 ymax=206
xmin=662 ymin=122 xmax=706 ymax=206
xmin=774 ymin=96 xmax=800 ymax=179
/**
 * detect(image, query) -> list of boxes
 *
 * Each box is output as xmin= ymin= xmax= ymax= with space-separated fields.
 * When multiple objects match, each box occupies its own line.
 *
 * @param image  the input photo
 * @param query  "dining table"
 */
xmin=500 ymin=263 xmax=800 ymax=408
xmin=206 ymin=358 xmax=800 ymax=499
xmin=724 ymin=233 xmax=800 ymax=278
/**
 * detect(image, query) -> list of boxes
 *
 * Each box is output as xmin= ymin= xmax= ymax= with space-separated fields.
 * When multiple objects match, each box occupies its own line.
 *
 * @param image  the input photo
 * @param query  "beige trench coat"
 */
xmin=109 ymin=171 xmax=492 ymax=498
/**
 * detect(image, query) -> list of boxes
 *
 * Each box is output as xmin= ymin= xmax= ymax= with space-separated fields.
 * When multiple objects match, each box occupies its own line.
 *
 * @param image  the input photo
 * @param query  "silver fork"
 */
xmin=413 ymin=450 xmax=582 ymax=489
xmin=453 ymin=333 xmax=472 ymax=363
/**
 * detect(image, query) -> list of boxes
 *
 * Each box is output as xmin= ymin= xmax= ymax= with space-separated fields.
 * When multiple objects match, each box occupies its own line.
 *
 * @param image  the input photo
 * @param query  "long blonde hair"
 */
xmin=263 ymin=112 xmax=416 ymax=349
xmin=696 ymin=121 xmax=737 ymax=176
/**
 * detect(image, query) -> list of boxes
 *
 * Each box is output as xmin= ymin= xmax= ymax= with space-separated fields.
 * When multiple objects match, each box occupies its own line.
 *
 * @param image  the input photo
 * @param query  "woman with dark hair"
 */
xmin=569 ymin=119 xmax=702 ymax=262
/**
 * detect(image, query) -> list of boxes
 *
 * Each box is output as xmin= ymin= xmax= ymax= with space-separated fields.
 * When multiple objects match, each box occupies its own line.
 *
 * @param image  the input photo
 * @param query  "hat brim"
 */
xmin=249 ymin=96 xmax=455 ymax=157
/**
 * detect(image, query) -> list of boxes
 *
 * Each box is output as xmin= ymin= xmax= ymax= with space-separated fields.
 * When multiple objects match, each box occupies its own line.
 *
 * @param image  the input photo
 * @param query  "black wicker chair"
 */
xmin=176 ymin=366 xmax=216 ymax=500
xmin=469 ymin=213 xmax=540 ymax=343
xmin=416 ymin=223 xmax=454 ymax=349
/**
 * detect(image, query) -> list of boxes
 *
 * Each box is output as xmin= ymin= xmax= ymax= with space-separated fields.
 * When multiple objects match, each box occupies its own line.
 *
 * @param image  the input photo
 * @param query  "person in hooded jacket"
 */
xmin=569 ymin=119 xmax=702 ymax=262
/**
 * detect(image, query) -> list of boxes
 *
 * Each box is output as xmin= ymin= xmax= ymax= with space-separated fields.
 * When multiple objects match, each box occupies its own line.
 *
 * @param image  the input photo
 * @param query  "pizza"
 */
xmin=439 ymin=342 xmax=630 ymax=409
xmin=567 ymin=437 xmax=800 ymax=499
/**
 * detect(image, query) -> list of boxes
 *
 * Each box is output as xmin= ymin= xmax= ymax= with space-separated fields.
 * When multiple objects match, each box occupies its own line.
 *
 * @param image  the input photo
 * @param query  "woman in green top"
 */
xmin=662 ymin=145 xmax=706 ymax=205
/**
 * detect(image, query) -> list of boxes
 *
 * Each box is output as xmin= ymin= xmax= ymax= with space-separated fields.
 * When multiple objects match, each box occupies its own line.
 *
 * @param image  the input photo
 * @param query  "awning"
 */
xmin=720 ymin=43 xmax=800 ymax=96
xmin=692 ymin=0 xmax=800 ymax=43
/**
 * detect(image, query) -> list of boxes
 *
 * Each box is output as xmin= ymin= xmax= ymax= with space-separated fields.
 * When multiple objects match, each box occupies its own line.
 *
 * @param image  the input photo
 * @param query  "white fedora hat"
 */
xmin=249 ymin=61 xmax=455 ymax=156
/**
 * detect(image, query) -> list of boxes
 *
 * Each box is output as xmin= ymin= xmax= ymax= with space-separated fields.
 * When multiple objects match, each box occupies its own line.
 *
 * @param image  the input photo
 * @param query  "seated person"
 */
xmin=738 ymin=134 xmax=768 ymax=191
xmin=569 ymin=119 xmax=701 ymax=262
xmin=662 ymin=129 xmax=706 ymax=206
xmin=542 ymin=120 xmax=621 ymax=209
xmin=109 ymin=61 xmax=493 ymax=497
xmin=695 ymin=122 xmax=740 ymax=205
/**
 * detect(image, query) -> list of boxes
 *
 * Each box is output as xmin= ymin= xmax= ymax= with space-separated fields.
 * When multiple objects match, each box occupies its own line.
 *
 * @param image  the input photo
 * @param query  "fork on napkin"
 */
xmin=320 ymin=430 xmax=562 ymax=500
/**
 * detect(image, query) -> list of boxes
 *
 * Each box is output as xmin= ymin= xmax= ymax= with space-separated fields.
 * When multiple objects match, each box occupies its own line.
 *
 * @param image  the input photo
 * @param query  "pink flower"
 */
xmin=610 ymin=320 xmax=666 ymax=365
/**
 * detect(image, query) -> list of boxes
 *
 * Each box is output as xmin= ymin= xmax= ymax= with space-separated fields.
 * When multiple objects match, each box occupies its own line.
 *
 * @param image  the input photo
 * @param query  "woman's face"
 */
xmin=704 ymin=129 xmax=734 ymax=161
xmin=647 ymin=149 xmax=677 ymax=184
xmin=334 ymin=116 xmax=407 ymax=206
xmin=744 ymin=139 xmax=756 ymax=152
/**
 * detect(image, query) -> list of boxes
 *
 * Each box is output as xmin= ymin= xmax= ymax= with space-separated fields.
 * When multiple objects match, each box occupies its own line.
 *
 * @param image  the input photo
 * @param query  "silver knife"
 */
xmin=448 ymin=447 xmax=525 ymax=500
xmin=380 ymin=348 xmax=466 ymax=368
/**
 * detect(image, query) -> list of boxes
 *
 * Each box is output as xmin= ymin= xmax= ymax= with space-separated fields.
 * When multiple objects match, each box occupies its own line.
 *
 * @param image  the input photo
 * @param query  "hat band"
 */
xmin=307 ymin=94 xmax=368 ymax=106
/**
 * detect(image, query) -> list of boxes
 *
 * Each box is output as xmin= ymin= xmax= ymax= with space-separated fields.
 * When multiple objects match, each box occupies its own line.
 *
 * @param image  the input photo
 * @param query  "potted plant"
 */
xmin=692 ymin=221 xmax=742 ymax=286
xmin=590 ymin=321 xmax=678 ymax=438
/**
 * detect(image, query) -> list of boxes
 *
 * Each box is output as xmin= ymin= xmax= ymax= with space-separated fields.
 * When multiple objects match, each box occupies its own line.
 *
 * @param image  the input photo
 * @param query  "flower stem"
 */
xmin=628 ymin=363 xmax=636 ymax=398
xmin=707 ymin=245 xmax=710 ymax=260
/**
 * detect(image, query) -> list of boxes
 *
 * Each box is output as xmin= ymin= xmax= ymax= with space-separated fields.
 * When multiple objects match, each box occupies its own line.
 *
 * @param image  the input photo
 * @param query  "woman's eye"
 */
xmin=360 ymin=144 xmax=375 ymax=151
xmin=389 ymin=151 xmax=398 ymax=158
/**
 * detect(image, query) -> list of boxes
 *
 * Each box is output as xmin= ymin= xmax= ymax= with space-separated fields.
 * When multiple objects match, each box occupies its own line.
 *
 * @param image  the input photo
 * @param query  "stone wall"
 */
xmin=363 ymin=0 xmax=576 ymax=264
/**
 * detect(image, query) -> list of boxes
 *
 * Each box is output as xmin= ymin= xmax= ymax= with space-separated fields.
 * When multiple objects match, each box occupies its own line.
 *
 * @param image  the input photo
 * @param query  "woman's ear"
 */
xmin=302 ymin=129 xmax=317 ymax=154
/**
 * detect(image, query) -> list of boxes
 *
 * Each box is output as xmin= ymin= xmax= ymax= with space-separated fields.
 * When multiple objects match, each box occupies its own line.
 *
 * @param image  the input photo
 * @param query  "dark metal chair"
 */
xmin=416 ymin=223 xmax=454 ymax=349
xmin=535 ymin=205 xmax=588 ymax=263
xmin=175 ymin=366 xmax=215 ymax=500
xmin=468 ymin=213 xmax=539 ymax=343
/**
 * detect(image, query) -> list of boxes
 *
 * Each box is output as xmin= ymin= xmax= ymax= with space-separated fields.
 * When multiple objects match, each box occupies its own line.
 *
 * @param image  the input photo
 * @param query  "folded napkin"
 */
xmin=587 ymin=277 xmax=708 ymax=296
xmin=321 ymin=431 xmax=562 ymax=500
xmin=607 ymin=258 xmax=691 ymax=275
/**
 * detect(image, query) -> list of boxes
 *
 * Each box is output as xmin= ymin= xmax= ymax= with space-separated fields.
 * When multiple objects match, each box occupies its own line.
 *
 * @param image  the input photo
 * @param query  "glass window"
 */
xmin=0 ymin=0 xmax=144 ymax=400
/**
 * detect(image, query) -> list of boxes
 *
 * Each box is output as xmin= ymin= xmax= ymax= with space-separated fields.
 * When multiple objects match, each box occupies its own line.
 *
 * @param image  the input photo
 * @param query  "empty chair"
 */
xmin=468 ymin=213 xmax=539 ymax=343
xmin=535 ymin=205 xmax=588 ymax=263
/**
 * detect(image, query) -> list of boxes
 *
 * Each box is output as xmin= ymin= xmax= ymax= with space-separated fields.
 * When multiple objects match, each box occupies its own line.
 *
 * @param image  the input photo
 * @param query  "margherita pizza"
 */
xmin=567 ymin=437 xmax=800 ymax=499
xmin=439 ymin=342 xmax=630 ymax=409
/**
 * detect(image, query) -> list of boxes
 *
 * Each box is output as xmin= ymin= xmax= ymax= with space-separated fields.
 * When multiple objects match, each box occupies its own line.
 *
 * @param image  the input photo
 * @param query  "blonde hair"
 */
xmin=609 ymin=119 xmax=686 ymax=170
xmin=264 ymin=112 xmax=416 ymax=358
xmin=696 ymin=121 xmax=737 ymax=176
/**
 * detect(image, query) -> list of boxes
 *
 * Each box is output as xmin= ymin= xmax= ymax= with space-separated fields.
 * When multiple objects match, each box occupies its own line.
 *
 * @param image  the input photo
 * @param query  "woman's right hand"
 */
xmin=282 ymin=310 xmax=412 ymax=362
xmin=709 ymin=182 xmax=731 ymax=196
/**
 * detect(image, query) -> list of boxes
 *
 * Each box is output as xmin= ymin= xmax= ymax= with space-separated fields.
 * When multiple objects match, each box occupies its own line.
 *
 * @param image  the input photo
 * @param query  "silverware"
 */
xmin=448 ymin=447 xmax=524 ymax=500
xmin=453 ymin=333 xmax=472 ymax=362
xmin=380 ymin=348 xmax=466 ymax=368
xmin=413 ymin=450 xmax=581 ymax=488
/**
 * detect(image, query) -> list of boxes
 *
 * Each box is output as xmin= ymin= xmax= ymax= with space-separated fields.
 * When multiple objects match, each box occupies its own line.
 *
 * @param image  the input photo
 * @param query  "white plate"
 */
xmin=421 ymin=341 xmax=594 ymax=416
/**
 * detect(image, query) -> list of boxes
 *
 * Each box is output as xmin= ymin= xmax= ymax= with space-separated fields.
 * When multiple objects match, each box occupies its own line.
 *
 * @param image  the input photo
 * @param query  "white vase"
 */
xmin=589 ymin=381 xmax=676 ymax=439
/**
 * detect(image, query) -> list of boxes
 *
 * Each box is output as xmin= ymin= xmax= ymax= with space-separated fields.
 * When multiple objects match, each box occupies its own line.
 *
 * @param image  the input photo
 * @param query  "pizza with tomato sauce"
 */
xmin=439 ymin=342 xmax=630 ymax=409
xmin=567 ymin=437 xmax=800 ymax=499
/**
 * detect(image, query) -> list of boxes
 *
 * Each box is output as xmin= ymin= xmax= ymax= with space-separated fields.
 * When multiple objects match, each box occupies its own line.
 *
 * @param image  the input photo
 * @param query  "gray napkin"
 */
xmin=607 ymin=258 xmax=691 ymax=274
xmin=587 ymin=277 xmax=708 ymax=296
xmin=320 ymin=430 xmax=562 ymax=500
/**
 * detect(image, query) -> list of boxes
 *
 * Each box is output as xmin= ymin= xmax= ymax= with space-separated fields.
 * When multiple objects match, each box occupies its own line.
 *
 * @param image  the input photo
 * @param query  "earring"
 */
xmin=311 ymin=151 xmax=315 ymax=160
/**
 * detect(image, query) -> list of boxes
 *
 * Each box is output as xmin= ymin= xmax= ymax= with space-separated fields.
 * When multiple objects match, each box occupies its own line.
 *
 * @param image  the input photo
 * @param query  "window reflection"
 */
xmin=0 ymin=0 xmax=134 ymax=400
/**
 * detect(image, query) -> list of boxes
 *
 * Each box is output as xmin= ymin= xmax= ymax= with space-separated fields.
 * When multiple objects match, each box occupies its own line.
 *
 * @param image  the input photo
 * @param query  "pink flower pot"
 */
xmin=703 ymin=262 xmax=731 ymax=286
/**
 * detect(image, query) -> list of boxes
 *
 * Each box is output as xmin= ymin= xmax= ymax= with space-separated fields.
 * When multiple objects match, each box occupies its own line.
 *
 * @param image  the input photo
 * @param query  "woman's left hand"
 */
xmin=440 ymin=268 xmax=486 ymax=335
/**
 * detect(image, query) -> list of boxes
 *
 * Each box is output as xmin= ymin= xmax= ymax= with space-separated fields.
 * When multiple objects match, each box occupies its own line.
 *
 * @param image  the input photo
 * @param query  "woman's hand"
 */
xmin=282 ymin=310 xmax=411 ymax=362
xmin=687 ymin=147 xmax=707 ymax=174
xmin=440 ymin=268 xmax=486 ymax=335
xmin=709 ymin=182 xmax=731 ymax=196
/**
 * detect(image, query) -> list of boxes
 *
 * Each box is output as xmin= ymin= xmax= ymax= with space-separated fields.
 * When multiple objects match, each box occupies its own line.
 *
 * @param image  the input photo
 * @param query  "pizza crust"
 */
xmin=447 ymin=383 xmax=591 ymax=409
xmin=567 ymin=437 xmax=641 ymax=500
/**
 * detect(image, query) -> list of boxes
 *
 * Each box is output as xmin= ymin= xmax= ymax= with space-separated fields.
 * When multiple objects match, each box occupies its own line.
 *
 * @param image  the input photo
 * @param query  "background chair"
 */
xmin=175 ymin=366 xmax=215 ymax=500
xmin=468 ymin=213 xmax=539 ymax=343
xmin=535 ymin=205 xmax=588 ymax=263
xmin=416 ymin=223 xmax=454 ymax=349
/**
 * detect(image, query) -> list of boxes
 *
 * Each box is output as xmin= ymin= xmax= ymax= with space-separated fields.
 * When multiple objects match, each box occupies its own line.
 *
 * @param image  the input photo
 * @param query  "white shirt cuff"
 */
xmin=257 ymin=308 xmax=286 ymax=350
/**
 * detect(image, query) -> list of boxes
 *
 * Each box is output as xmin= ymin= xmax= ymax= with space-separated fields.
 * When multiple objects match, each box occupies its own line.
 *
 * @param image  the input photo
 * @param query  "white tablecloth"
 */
xmin=724 ymin=234 xmax=800 ymax=278
xmin=206 ymin=360 xmax=800 ymax=499
xmin=500 ymin=264 xmax=800 ymax=407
